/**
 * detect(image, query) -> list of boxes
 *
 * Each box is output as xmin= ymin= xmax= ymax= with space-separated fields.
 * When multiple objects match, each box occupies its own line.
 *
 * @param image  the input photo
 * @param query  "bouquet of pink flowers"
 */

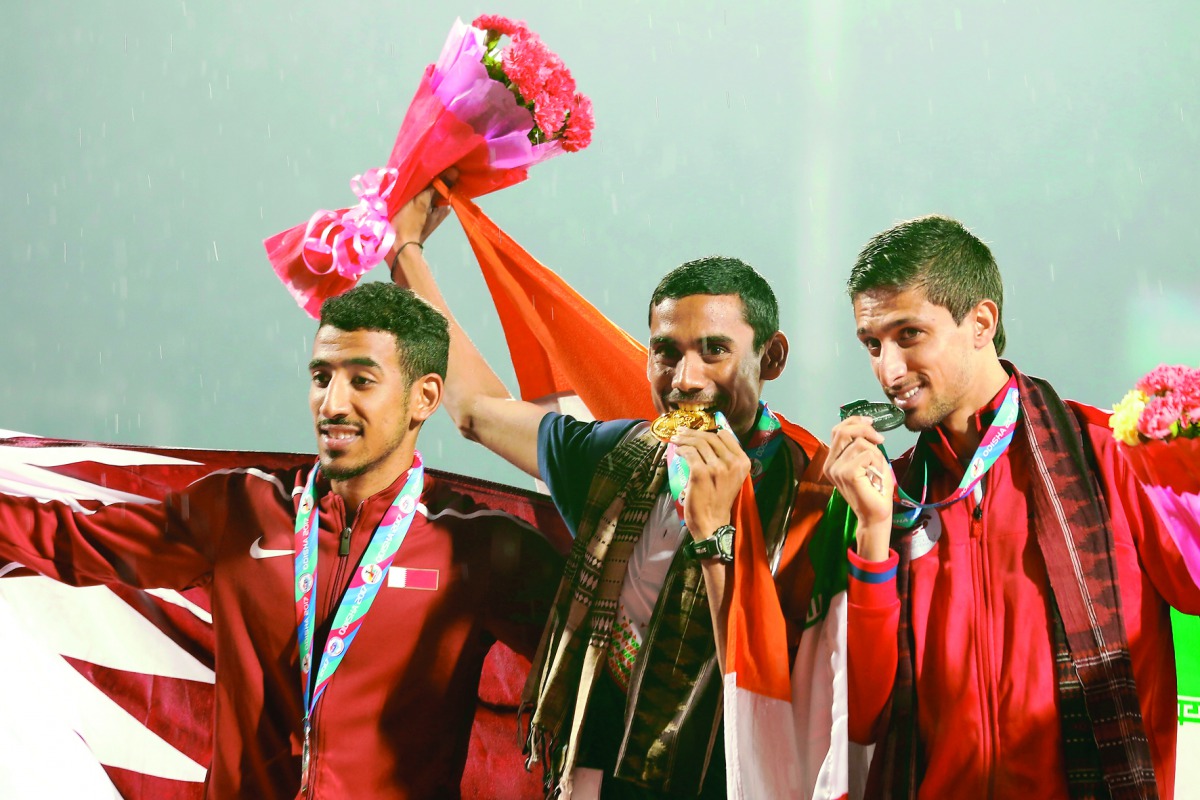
xmin=264 ymin=15 xmax=593 ymax=317
xmin=1111 ymin=364 xmax=1200 ymax=579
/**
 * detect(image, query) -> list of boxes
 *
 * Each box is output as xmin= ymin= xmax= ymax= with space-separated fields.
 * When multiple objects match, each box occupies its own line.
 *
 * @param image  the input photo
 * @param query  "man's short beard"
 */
xmin=320 ymin=460 xmax=369 ymax=481
xmin=902 ymin=398 xmax=954 ymax=433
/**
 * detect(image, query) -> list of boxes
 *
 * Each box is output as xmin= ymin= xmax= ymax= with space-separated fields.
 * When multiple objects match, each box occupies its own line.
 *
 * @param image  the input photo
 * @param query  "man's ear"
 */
xmin=759 ymin=331 xmax=789 ymax=381
xmin=408 ymin=373 xmax=444 ymax=424
xmin=970 ymin=299 xmax=1000 ymax=350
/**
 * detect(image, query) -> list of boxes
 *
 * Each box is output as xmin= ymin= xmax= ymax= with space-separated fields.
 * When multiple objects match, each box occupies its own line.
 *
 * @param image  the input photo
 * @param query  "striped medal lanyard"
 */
xmin=293 ymin=453 xmax=424 ymax=792
xmin=891 ymin=385 xmax=1020 ymax=528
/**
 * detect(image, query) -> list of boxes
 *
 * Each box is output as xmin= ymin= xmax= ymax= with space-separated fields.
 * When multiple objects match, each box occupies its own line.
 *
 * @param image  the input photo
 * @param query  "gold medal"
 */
xmin=650 ymin=409 xmax=718 ymax=442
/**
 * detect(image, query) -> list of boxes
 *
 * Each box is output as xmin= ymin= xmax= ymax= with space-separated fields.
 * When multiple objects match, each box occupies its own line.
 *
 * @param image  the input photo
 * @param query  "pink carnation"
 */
xmin=1180 ymin=369 xmax=1200 ymax=425
xmin=501 ymin=34 xmax=578 ymax=136
xmin=1138 ymin=394 xmax=1183 ymax=440
xmin=472 ymin=14 xmax=530 ymax=39
xmin=562 ymin=93 xmax=594 ymax=152
xmin=1136 ymin=364 xmax=1193 ymax=396
xmin=500 ymin=35 xmax=545 ymax=102
xmin=532 ymin=57 xmax=575 ymax=133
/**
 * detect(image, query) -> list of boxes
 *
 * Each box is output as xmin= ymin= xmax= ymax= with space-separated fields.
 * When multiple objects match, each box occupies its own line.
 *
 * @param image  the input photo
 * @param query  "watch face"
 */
xmin=715 ymin=526 xmax=735 ymax=561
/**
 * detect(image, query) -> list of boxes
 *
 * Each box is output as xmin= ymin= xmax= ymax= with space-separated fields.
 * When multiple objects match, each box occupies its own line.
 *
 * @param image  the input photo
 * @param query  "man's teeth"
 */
xmin=896 ymin=386 xmax=920 ymax=401
xmin=676 ymin=402 xmax=706 ymax=412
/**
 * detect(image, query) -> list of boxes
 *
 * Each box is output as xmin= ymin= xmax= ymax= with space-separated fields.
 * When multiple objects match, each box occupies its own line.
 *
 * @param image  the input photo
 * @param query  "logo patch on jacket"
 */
xmin=388 ymin=567 xmax=439 ymax=591
xmin=909 ymin=511 xmax=943 ymax=561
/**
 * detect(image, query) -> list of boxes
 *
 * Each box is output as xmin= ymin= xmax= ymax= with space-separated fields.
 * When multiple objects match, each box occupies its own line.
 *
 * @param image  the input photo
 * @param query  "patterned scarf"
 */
xmin=868 ymin=366 xmax=1156 ymax=799
xmin=520 ymin=427 xmax=671 ymax=796
xmin=520 ymin=406 xmax=797 ymax=797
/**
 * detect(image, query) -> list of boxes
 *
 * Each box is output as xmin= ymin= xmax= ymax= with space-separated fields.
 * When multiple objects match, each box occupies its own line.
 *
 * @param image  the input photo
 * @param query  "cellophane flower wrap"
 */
xmin=1111 ymin=364 xmax=1200 ymax=581
xmin=264 ymin=15 xmax=594 ymax=317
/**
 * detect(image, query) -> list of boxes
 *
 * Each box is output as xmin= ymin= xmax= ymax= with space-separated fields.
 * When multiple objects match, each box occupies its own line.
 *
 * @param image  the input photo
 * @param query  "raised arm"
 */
xmin=387 ymin=187 xmax=546 ymax=479
xmin=824 ymin=416 xmax=901 ymax=743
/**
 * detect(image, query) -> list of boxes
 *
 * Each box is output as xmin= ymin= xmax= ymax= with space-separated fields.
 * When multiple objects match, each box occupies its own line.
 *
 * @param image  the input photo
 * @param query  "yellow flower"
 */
xmin=1110 ymin=389 xmax=1148 ymax=446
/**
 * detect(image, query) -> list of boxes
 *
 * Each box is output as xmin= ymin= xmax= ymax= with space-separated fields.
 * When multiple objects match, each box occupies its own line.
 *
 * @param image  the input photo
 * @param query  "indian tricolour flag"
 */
xmin=722 ymin=486 xmax=852 ymax=799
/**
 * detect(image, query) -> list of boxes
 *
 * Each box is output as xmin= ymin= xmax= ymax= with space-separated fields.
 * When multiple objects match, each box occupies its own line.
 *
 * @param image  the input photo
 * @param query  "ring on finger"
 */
xmin=865 ymin=465 xmax=885 ymax=494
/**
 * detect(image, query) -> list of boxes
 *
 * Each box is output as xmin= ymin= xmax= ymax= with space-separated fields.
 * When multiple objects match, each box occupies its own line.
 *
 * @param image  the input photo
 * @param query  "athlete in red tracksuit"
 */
xmin=0 ymin=278 xmax=563 ymax=799
xmin=828 ymin=214 xmax=1200 ymax=798
xmin=845 ymin=385 xmax=1200 ymax=798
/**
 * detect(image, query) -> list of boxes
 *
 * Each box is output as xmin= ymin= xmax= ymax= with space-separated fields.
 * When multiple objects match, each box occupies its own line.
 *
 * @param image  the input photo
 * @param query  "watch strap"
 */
xmin=684 ymin=524 xmax=735 ymax=563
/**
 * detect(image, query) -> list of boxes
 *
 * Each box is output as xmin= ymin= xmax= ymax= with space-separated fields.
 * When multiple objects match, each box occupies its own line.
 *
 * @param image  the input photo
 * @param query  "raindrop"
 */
xmin=213 ymin=240 xmax=220 ymax=261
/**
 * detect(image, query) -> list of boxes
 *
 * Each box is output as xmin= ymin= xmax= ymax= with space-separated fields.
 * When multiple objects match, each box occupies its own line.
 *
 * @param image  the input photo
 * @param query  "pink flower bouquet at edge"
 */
xmin=264 ymin=15 xmax=594 ymax=317
xmin=1110 ymin=364 xmax=1200 ymax=581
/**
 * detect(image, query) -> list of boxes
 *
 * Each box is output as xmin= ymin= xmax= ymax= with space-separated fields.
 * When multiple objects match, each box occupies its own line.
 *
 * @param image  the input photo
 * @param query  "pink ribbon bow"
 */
xmin=301 ymin=167 xmax=400 ymax=280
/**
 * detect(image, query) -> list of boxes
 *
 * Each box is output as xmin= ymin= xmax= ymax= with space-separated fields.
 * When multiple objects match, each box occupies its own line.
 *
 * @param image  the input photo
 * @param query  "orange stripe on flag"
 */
xmin=727 ymin=477 xmax=793 ymax=701
xmin=446 ymin=189 xmax=657 ymax=422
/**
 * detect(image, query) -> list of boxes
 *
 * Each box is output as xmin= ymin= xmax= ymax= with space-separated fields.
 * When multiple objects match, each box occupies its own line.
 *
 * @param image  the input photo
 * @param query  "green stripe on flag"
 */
xmin=1175 ymin=608 xmax=1200 ymax=726
xmin=805 ymin=490 xmax=855 ymax=629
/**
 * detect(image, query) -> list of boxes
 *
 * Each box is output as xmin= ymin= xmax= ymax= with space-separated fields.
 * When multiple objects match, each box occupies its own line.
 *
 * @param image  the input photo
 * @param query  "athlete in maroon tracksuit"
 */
xmin=0 ymin=280 xmax=562 ymax=799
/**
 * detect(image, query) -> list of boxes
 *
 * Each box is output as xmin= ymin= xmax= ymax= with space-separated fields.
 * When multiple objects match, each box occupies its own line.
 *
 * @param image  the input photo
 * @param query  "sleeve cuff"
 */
xmin=847 ymin=547 xmax=899 ymax=608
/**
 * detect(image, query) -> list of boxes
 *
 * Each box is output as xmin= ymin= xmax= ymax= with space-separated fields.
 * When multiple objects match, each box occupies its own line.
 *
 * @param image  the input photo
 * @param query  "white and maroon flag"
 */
xmin=0 ymin=431 xmax=251 ymax=799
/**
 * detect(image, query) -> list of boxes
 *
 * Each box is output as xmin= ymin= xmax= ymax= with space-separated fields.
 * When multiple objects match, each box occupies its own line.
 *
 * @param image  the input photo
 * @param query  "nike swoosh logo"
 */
xmin=249 ymin=537 xmax=295 ymax=559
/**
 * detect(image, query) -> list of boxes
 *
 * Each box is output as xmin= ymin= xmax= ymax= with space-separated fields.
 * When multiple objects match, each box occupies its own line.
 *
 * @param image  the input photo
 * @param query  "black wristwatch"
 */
xmin=684 ymin=525 xmax=735 ymax=563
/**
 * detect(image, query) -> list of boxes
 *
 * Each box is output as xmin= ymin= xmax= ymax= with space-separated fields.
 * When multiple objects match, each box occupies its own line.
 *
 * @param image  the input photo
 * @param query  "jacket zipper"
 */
xmin=969 ymin=484 xmax=998 ymax=799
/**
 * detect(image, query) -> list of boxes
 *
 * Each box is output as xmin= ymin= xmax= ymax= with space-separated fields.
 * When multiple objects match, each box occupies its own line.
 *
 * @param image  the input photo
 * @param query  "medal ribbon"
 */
xmin=666 ymin=401 xmax=784 ymax=521
xmin=293 ymin=452 xmax=425 ymax=732
xmin=890 ymin=385 xmax=1020 ymax=528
